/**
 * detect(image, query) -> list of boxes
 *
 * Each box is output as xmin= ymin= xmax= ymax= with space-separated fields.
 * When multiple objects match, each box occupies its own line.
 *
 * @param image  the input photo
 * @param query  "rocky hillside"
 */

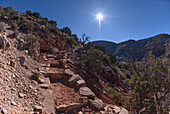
xmin=0 ymin=6 xmax=128 ymax=113
xmin=93 ymin=34 xmax=170 ymax=61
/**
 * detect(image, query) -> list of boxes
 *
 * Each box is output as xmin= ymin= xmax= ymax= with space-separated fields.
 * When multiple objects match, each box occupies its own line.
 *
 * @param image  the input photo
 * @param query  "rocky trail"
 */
xmin=0 ymin=24 xmax=128 ymax=114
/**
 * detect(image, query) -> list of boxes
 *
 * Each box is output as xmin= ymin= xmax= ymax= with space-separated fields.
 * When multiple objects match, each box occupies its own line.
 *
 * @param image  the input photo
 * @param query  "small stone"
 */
xmin=19 ymin=56 xmax=25 ymax=65
xmin=19 ymin=93 xmax=25 ymax=98
xmin=32 ymin=80 xmax=38 ymax=85
xmin=33 ymin=105 xmax=43 ymax=113
xmin=11 ymin=87 xmax=16 ymax=91
xmin=39 ymin=78 xmax=45 ymax=83
xmin=12 ymin=74 xmax=16 ymax=78
xmin=10 ymin=60 xmax=15 ymax=67
xmin=11 ymin=101 xmax=17 ymax=105
xmin=78 ymin=111 xmax=83 ymax=114
xmin=0 ymin=63 xmax=3 ymax=68
xmin=2 ymin=108 xmax=8 ymax=114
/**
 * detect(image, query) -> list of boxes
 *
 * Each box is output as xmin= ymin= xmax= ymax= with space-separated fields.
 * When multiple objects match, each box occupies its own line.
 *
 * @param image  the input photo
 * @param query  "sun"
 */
xmin=97 ymin=13 xmax=103 ymax=21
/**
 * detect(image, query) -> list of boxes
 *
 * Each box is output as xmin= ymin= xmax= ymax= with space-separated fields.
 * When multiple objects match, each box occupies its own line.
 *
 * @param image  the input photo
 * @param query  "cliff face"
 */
xmin=93 ymin=34 xmax=170 ymax=61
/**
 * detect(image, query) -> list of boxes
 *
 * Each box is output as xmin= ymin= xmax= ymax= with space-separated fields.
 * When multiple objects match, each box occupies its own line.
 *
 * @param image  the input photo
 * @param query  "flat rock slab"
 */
xmin=42 ymin=89 xmax=55 ymax=114
xmin=79 ymin=87 xmax=95 ymax=99
xmin=39 ymin=84 xmax=49 ymax=89
xmin=56 ymin=102 xmax=87 ymax=112
xmin=68 ymin=74 xmax=81 ymax=85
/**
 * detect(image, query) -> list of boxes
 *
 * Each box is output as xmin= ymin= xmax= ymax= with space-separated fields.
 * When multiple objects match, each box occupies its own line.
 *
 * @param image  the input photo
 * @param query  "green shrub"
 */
xmin=26 ymin=10 xmax=32 ymax=16
xmin=32 ymin=73 xmax=39 ymax=81
xmin=20 ymin=22 xmax=34 ymax=33
xmin=72 ymin=34 xmax=79 ymax=41
xmin=12 ymin=15 xmax=21 ymax=25
xmin=80 ymin=54 xmax=87 ymax=61
xmin=104 ymin=87 xmax=125 ymax=104
xmin=87 ymin=48 xmax=104 ymax=71
xmin=20 ymin=16 xmax=27 ymax=23
xmin=0 ymin=7 xmax=5 ymax=17
xmin=103 ymin=55 xmax=111 ymax=65
xmin=11 ymin=23 xmax=17 ymax=30
xmin=27 ymin=34 xmax=39 ymax=43
xmin=66 ymin=38 xmax=75 ymax=47
xmin=32 ymin=12 xmax=41 ymax=19
xmin=40 ymin=19 xmax=48 ymax=26
xmin=4 ymin=6 xmax=13 ymax=14
xmin=94 ymin=45 xmax=106 ymax=53
xmin=49 ymin=20 xmax=57 ymax=26
xmin=108 ymin=53 xmax=117 ymax=64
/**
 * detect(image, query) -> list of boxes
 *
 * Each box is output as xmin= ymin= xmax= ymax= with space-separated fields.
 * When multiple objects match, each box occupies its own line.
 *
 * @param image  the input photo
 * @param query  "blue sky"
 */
xmin=0 ymin=0 xmax=170 ymax=43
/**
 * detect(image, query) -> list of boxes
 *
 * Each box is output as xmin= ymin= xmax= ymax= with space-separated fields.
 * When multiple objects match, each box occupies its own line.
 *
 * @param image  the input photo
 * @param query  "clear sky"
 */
xmin=0 ymin=0 xmax=170 ymax=43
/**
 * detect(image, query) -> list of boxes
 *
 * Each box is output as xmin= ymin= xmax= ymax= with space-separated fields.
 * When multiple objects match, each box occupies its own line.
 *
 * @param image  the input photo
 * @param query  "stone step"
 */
xmin=41 ymin=63 xmax=50 ymax=67
xmin=55 ymin=55 xmax=64 ymax=60
xmin=46 ymin=68 xmax=65 ymax=80
xmin=50 ymin=60 xmax=63 ymax=67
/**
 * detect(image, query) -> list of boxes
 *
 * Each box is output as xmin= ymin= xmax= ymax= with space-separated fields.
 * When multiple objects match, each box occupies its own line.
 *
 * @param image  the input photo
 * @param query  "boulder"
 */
xmin=64 ymin=69 xmax=74 ymax=77
xmin=89 ymin=98 xmax=106 ymax=110
xmin=79 ymin=87 xmax=95 ymax=99
xmin=76 ymin=79 xmax=86 ymax=88
xmin=68 ymin=74 xmax=81 ymax=85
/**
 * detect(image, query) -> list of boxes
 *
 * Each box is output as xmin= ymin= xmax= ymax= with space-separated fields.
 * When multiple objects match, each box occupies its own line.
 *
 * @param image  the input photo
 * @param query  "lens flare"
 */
xmin=97 ymin=13 xmax=103 ymax=20
xmin=97 ymin=13 xmax=103 ymax=30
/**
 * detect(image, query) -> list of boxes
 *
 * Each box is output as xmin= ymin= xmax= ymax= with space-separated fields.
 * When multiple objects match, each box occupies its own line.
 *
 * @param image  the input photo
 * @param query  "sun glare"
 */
xmin=97 ymin=13 xmax=103 ymax=20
